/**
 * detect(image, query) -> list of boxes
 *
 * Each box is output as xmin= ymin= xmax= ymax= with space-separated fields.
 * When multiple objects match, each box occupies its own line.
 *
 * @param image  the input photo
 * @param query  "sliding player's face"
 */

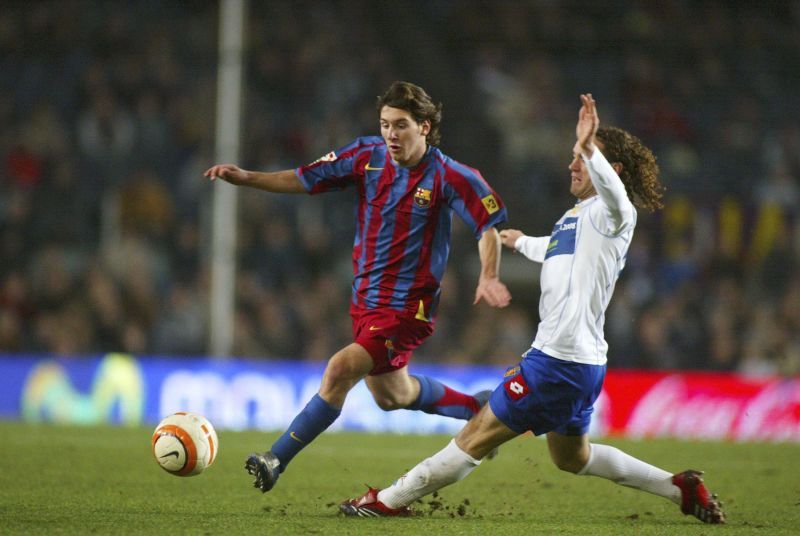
xmin=568 ymin=140 xmax=604 ymax=200
xmin=380 ymin=106 xmax=430 ymax=167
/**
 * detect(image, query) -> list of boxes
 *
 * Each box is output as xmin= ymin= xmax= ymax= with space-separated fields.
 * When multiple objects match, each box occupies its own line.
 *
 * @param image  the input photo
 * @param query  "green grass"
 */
xmin=1 ymin=421 xmax=798 ymax=534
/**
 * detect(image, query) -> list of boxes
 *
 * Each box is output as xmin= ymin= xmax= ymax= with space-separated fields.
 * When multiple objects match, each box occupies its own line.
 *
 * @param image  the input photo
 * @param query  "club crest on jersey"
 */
xmin=414 ymin=187 xmax=432 ymax=208
xmin=309 ymin=151 xmax=337 ymax=165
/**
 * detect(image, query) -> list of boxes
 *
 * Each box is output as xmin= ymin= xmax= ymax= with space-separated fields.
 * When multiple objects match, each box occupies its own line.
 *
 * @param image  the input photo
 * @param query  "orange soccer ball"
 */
xmin=152 ymin=412 xmax=219 ymax=476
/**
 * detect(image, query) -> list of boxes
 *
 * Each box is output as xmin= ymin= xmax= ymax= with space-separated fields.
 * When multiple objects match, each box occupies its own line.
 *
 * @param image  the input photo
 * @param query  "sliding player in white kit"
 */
xmin=340 ymin=94 xmax=725 ymax=524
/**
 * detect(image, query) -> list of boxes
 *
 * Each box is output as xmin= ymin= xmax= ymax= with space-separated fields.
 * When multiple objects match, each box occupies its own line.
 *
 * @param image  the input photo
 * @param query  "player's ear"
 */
xmin=612 ymin=162 xmax=623 ymax=174
xmin=420 ymin=120 xmax=431 ymax=137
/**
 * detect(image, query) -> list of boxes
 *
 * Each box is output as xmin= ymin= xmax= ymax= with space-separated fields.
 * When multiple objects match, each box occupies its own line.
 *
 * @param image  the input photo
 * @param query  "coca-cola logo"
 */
xmin=624 ymin=375 xmax=800 ymax=441
xmin=735 ymin=381 xmax=800 ymax=441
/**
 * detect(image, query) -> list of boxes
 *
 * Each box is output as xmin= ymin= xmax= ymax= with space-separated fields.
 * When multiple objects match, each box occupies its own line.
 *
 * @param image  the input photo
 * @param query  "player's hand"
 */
xmin=474 ymin=277 xmax=511 ymax=308
xmin=204 ymin=163 xmax=250 ymax=186
xmin=499 ymin=229 xmax=523 ymax=250
xmin=574 ymin=93 xmax=599 ymax=158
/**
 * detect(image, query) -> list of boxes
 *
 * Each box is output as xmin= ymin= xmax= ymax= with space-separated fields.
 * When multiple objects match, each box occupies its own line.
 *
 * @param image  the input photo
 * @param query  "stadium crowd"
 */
xmin=1 ymin=1 xmax=798 ymax=375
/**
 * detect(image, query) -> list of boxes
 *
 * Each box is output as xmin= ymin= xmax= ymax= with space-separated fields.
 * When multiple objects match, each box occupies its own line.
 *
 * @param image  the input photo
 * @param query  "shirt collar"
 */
xmin=574 ymin=194 xmax=599 ymax=208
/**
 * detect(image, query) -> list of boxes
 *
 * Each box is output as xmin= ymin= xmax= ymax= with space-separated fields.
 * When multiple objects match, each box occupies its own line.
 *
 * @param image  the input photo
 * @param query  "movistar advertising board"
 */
xmin=8 ymin=354 xmax=796 ymax=441
xmin=0 ymin=354 xmax=502 ymax=434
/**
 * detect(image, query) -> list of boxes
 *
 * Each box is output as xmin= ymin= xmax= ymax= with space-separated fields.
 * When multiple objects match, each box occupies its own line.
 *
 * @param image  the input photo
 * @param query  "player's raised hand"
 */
xmin=204 ymin=163 xmax=250 ymax=186
xmin=474 ymin=277 xmax=511 ymax=308
xmin=574 ymin=93 xmax=599 ymax=158
xmin=499 ymin=229 xmax=523 ymax=249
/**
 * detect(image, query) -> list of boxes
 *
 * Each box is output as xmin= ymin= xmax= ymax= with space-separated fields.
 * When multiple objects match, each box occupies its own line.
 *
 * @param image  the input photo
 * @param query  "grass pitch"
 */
xmin=1 ymin=421 xmax=798 ymax=535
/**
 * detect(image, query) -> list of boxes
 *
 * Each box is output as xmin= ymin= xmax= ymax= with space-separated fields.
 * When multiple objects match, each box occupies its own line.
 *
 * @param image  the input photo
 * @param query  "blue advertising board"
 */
xmin=0 ymin=353 xmax=504 ymax=434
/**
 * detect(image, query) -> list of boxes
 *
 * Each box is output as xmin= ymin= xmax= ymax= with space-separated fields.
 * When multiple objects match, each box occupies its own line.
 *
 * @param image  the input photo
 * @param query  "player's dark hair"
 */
xmin=377 ymin=81 xmax=443 ymax=146
xmin=597 ymin=126 xmax=665 ymax=212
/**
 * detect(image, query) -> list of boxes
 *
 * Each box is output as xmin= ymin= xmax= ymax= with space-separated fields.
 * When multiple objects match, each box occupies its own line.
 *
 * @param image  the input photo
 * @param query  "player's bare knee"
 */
xmin=321 ymin=367 xmax=361 ymax=401
xmin=550 ymin=451 xmax=587 ymax=474
xmin=372 ymin=393 xmax=405 ymax=411
xmin=325 ymin=351 xmax=369 ymax=385
xmin=324 ymin=359 xmax=352 ymax=384
xmin=554 ymin=459 xmax=584 ymax=474
xmin=454 ymin=430 xmax=489 ymax=460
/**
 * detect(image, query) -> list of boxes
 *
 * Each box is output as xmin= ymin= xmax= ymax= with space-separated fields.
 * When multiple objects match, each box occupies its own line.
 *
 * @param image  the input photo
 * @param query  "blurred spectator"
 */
xmin=0 ymin=0 xmax=798 ymax=375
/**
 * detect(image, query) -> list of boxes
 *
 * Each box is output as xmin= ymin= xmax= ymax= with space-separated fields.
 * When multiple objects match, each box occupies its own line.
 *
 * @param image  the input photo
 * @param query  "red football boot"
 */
xmin=339 ymin=486 xmax=412 ymax=517
xmin=672 ymin=470 xmax=726 ymax=524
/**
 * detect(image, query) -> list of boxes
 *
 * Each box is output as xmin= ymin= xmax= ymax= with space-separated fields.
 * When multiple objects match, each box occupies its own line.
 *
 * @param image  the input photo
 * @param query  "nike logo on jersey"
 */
xmin=290 ymin=432 xmax=305 ymax=444
xmin=365 ymin=164 xmax=384 ymax=171
xmin=368 ymin=325 xmax=381 ymax=331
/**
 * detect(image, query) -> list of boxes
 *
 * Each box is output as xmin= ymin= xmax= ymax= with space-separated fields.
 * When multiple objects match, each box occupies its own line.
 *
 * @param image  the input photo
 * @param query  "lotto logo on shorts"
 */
xmin=504 ymin=374 xmax=529 ymax=401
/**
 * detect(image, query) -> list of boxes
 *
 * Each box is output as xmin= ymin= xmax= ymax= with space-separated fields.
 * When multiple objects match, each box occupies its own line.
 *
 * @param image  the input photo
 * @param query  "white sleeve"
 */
xmin=514 ymin=235 xmax=550 ymax=263
xmin=583 ymin=149 xmax=635 ymax=234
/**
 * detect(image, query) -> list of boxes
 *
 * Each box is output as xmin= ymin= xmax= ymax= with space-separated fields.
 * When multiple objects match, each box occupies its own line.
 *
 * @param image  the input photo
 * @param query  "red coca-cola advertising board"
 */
xmin=600 ymin=371 xmax=800 ymax=441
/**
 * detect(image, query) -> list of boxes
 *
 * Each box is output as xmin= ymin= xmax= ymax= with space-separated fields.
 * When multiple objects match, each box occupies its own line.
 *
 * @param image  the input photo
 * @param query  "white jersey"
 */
xmin=514 ymin=149 xmax=636 ymax=365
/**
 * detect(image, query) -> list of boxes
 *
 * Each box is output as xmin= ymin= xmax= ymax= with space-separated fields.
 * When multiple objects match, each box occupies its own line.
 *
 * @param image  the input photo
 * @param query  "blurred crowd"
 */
xmin=1 ymin=1 xmax=799 ymax=375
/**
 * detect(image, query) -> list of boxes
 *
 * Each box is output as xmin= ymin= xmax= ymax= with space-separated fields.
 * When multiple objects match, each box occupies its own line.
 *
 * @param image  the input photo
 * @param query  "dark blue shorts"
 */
xmin=488 ymin=347 xmax=606 ymax=436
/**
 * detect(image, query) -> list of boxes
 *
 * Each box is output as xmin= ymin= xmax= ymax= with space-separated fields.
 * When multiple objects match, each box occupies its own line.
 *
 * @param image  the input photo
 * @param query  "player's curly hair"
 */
xmin=377 ymin=81 xmax=443 ymax=146
xmin=597 ymin=126 xmax=665 ymax=212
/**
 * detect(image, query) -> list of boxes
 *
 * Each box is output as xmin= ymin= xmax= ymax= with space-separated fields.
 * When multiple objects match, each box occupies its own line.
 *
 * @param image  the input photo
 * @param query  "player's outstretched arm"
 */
xmin=574 ymin=93 xmax=599 ymax=159
xmin=474 ymin=227 xmax=511 ymax=307
xmin=499 ymin=229 xmax=523 ymax=249
xmin=573 ymin=95 xmax=634 ymax=229
xmin=204 ymin=164 xmax=306 ymax=193
xmin=500 ymin=228 xmax=549 ymax=263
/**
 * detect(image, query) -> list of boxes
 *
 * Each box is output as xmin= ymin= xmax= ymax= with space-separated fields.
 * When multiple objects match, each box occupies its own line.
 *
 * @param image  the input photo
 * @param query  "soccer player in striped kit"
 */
xmin=205 ymin=81 xmax=512 ymax=493
xmin=340 ymin=94 xmax=725 ymax=524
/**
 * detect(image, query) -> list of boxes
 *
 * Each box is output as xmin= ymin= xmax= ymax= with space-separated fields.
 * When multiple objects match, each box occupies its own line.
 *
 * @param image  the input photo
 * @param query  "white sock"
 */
xmin=377 ymin=439 xmax=481 ymax=508
xmin=578 ymin=443 xmax=680 ymax=504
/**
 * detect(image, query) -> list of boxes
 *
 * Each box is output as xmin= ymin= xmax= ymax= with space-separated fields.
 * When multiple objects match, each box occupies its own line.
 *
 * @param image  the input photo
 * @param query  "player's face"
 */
xmin=568 ymin=140 xmax=603 ymax=200
xmin=380 ymin=106 xmax=430 ymax=167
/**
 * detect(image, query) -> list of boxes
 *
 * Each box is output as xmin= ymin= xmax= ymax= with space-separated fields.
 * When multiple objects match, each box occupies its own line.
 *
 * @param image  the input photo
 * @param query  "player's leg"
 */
xmin=365 ymin=367 xmax=485 ymax=419
xmin=378 ymin=404 xmax=517 ymax=506
xmin=362 ymin=313 xmax=485 ymax=420
xmin=548 ymin=431 xmax=678 ymax=495
xmin=547 ymin=432 xmax=725 ymax=523
xmin=363 ymin=366 xmax=418 ymax=409
xmin=341 ymin=404 xmax=518 ymax=515
xmin=455 ymin=401 xmax=520 ymax=458
xmin=246 ymin=343 xmax=373 ymax=492
xmin=542 ymin=357 xmax=687 ymax=505
xmin=349 ymin=349 xmax=555 ymax=512
xmin=271 ymin=342 xmax=373 ymax=467
xmin=342 ymin=352 xmax=547 ymax=516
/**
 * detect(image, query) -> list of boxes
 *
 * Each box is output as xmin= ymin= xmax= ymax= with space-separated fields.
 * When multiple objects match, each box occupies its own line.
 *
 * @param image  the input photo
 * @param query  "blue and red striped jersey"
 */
xmin=296 ymin=136 xmax=507 ymax=319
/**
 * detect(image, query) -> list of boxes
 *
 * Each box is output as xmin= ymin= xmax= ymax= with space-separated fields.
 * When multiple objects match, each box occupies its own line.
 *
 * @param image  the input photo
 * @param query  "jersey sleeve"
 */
xmin=583 ymin=148 xmax=635 ymax=235
xmin=295 ymin=137 xmax=377 ymax=194
xmin=442 ymin=160 xmax=508 ymax=239
xmin=515 ymin=235 xmax=550 ymax=263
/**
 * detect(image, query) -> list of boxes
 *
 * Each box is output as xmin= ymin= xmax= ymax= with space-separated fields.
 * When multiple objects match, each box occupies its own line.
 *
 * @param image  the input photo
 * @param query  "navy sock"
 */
xmin=271 ymin=394 xmax=341 ymax=472
xmin=407 ymin=374 xmax=480 ymax=420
